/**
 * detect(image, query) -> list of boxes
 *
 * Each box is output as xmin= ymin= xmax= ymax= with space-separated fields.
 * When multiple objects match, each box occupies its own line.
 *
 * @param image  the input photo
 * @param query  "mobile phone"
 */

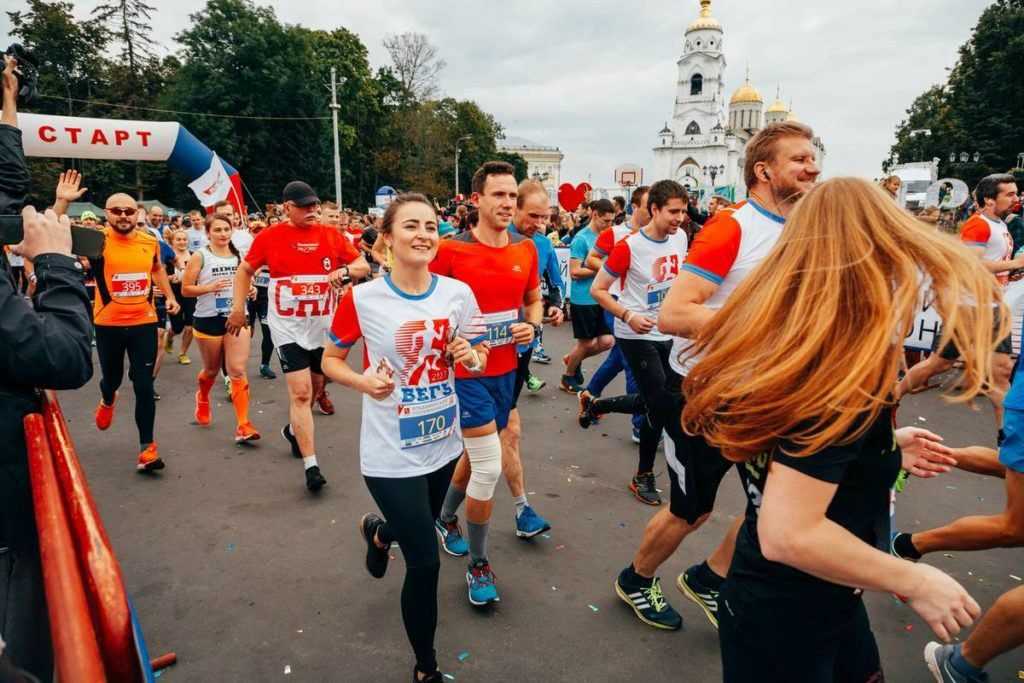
xmin=0 ymin=215 xmax=106 ymax=259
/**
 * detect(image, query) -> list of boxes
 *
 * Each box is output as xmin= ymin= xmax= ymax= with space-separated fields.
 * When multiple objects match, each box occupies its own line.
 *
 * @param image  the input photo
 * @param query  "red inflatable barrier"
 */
xmin=24 ymin=412 xmax=106 ymax=682
xmin=41 ymin=391 xmax=142 ymax=683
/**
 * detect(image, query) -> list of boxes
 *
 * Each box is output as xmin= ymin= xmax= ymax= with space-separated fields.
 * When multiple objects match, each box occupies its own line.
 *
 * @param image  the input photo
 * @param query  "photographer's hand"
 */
xmin=2 ymin=55 xmax=17 ymax=126
xmin=13 ymin=206 xmax=73 ymax=261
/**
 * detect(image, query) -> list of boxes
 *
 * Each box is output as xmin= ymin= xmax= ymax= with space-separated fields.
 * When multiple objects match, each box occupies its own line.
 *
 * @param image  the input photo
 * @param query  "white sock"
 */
xmin=303 ymin=455 xmax=318 ymax=470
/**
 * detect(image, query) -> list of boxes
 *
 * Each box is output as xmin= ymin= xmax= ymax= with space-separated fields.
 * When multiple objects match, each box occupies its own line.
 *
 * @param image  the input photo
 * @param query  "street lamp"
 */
xmin=328 ymin=68 xmax=347 ymax=207
xmin=703 ymin=163 xmax=725 ymax=188
xmin=454 ymin=135 xmax=472 ymax=198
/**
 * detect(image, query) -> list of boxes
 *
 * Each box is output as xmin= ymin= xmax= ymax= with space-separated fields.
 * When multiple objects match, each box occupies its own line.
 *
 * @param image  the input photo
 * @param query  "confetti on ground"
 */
xmin=571 ymin=465 xmax=580 ymax=469
xmin=555 ymin=544 xmax=565 ymax=550
xmin=443 ymin=675 xmax=455 ymax=681
xmin=946 ymin=486 xmax=957 ymax=490
xmin=918 ymin=416 xmax=927 ymax=422
xmin=541 ymin=533 xmax=551 ymax=539
xmin=1011 ymin=575 xmax=1022 ymax=581
xmin=588 ymin=604 xmax=600 ymax=612
xmin=284 ymin=665 xmax=291 ymax=675
xmin=457 ymin=651 xmax=470 ymax=663
xmin=904 ymin=624 xmax=913 ymax=632
xmin=528 ymin=491 xmax=536 ymax=495
xmin=552 ymin=586 xmax=558 ymax=591
xmin=331 ymin=519 xmax=336 ymax=525
xmin=297 ymin=629 xmax=303 ymax=633
xmin=567 ymin=478 xmax=573 ymax=483
xmin=968 ymin=572 xmax=974 ymax=576
xmin=154 ymin=671 xmax=163 ymax=679
xmin=226 ymin=543 xmax=236 ymax=552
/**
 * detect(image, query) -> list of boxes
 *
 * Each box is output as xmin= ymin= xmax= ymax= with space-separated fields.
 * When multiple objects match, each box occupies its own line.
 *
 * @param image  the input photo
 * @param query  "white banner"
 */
xmin=187 ymin=153 xmax=232 ymax=207
xmin=10 ymin=112 xmax=179 ymax=161
xmin=905 ymin=280 xmax=1024 ymax=354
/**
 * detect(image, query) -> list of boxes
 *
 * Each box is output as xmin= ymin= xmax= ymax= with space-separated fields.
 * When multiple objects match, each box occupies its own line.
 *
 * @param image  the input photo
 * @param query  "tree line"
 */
xmin=883 ymin=0 xmax=1024 ymax=189
xmin=8 ymin=0 xmax=527 ymax=212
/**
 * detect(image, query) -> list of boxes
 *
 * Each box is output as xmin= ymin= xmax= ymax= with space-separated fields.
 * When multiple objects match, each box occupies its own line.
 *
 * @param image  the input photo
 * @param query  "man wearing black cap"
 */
xmin=228 ymin=181 xmax=369 ymax=492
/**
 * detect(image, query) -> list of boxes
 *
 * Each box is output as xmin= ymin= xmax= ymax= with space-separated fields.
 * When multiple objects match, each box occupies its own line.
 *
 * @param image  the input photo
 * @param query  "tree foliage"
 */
xmin=884 ymin=0 xmax=1024 ymax=188
xmin=382 ymin=32 xmax=446 ymax=102
xmin=7 ymin=0 xmax=524 ymax=211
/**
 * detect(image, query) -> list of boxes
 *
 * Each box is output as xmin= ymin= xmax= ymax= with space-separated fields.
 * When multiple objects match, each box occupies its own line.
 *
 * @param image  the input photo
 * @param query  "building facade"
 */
xmin=652 ymin=0 xmax=825 ymax=202
xmin=497 ymin=136 xmax=565 ymax=206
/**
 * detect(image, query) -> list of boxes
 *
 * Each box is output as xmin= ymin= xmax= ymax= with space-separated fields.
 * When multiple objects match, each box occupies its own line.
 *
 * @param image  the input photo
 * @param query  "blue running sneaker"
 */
xmin=434 ymin=516 xmax=469 ymax=557
xmin=466 ymin=560 xmax=500 ymax=606
xmin=924 ymin=642 xmax=989 ymax=682
xmin=631 ymin=427 xmax=641 ymax=444
xmin=515 ymin=505 xmax=551 ymax=538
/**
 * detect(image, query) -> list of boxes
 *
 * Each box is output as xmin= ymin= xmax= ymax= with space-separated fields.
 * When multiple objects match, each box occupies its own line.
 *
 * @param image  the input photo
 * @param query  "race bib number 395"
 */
xmin=111 ymin=272 xmax=149 ymax=298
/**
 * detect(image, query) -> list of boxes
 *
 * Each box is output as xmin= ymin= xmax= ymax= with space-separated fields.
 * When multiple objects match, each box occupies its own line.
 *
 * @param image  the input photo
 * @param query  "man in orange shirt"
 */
xmin=92 ymin=192 xmax=180 ymax=472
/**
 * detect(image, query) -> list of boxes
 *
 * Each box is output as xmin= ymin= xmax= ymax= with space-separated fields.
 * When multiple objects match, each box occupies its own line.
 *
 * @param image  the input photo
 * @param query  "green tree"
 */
xmin=884 ymin=0 xmax=1024 ymax=188
xmin=91 ymin=0 xmax=156 ymax=75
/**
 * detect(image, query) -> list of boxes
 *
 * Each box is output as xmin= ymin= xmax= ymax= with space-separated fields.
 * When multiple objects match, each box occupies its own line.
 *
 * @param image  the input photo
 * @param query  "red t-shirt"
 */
xmin=245 ymin=222 xmax=361 ymax=349
xmin=429 ymin=231 xmax=539 ymax=378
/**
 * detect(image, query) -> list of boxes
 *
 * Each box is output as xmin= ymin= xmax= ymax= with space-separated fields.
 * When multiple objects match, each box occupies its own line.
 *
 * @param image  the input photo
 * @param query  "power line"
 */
xmin=37 ymin=94 xmax=332 ymax=121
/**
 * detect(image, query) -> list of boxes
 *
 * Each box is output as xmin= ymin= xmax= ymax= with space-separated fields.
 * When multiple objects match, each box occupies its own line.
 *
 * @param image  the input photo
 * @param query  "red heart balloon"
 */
xmin=558 ymin=183 xmax=593 ymax=212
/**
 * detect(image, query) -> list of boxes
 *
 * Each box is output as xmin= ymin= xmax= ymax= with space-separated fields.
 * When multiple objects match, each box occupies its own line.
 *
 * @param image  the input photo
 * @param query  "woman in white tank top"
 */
xmin=182 ymin=215 xmax=260 ymax=443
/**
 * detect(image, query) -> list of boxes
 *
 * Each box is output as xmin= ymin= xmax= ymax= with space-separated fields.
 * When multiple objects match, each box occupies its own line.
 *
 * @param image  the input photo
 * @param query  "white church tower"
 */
xmin=673 ymin=0 xmax=726 ymax=139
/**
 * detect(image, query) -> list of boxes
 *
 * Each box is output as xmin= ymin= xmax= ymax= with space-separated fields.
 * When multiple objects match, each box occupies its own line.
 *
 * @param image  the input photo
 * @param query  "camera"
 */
xmin=5 ymin=44 xmax=38 ymax=106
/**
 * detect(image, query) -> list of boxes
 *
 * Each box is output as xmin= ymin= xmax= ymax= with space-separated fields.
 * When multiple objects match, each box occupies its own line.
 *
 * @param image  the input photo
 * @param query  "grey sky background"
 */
xmin=1 ymin=0 xmax=991 ymax=187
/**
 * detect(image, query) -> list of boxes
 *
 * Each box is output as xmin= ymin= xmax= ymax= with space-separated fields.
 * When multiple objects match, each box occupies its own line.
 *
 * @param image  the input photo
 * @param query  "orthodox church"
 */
xmin=651 ymin=0 xmax=826 ymax=201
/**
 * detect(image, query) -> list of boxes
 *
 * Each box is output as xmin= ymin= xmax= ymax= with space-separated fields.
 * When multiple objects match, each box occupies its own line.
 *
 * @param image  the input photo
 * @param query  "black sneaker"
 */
xmin=281 ymin=424 xmax=302 ymax=458
xmin=614 ymin=567 xmax=682 ymax=631
xmin=677 ymin=564 xmax=720 ymax=629
xmin=630 ymin=472 xmax=661 ymax=505
xmin=577 ymin=390 xmax=600 ymax=428
xmin=305 ymin=465 xmax=326 ymax=492
xmin=359 ymin=513 xmax=390 ymax=579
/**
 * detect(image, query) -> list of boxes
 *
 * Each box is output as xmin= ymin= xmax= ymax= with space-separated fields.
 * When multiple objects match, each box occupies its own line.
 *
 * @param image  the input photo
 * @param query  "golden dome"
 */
xmin=766 ymin=99 xmax=788 ymax=114
xmin=786 ymin=110 xmax=799 ymax=122
xmin=730 ymin=81 xmax=763 ymax=105
xmin=686 ymin=0 xmax=722 ymax=32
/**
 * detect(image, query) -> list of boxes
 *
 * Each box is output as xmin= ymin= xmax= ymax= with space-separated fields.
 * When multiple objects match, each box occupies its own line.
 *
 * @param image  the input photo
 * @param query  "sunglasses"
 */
xmin=107 ymin=207 xmax=137 ymax=217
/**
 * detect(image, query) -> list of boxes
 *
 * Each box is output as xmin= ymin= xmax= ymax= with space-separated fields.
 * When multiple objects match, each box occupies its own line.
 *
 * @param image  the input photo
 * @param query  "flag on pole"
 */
xmin=187 ymin=153 xmax=232 ymax=207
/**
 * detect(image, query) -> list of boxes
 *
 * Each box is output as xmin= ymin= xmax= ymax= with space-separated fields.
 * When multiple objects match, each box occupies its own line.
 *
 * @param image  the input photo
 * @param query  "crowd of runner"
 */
xmin=14 ymin=119 xmax=1024 ymax=683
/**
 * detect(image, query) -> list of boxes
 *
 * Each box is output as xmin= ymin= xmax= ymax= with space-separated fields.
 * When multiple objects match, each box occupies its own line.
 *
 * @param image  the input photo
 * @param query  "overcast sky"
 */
xmin=1 ymin=0 xmax=990 ymax=187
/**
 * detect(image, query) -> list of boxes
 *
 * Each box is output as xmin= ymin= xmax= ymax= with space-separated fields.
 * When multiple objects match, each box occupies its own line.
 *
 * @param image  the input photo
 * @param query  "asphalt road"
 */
xmin=56 ymin=323 xmax=1023 ymax=682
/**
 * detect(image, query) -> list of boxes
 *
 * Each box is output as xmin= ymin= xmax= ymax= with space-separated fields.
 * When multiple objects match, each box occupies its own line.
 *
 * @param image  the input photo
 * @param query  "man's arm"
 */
xmin=569 ymin=258 xmax=596 ymax=280
xmin=657 ymin=271 xmax=718 ymax=337
xmin=52 ymin=170 xmax=88 ymax=217
xmin=151 ymin=258 xmax=179 ymax=312
xmin=585 ymin=249 xmax=604 ymax=272
xmin=970 ymin=246 xmax=1024 ymax=274
xmin=1 ymin=55 xmax=16 ymax=128
xmin=0 ymin=56 xmax=29 ymax=215
xmin=0 ymin=208 xmax=93 ymax=390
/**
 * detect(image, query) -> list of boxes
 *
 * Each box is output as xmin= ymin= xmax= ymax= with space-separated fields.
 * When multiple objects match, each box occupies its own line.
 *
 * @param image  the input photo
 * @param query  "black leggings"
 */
xmin=363 ymin=458 xmax=457 ymax=674
xmin=252 ymin=289 xmax=274 ymax=366
xmin=719 ymin=583 xmax=882 ymax=682
xmin=591 ymin=338 xmax=675 ymax=474
xmin=95 ymin=323 xmax=158 ymax=445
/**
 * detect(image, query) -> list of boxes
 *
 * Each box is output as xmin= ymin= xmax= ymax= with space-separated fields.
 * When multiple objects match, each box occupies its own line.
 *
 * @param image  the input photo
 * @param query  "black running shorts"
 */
xmin=277 ymin=343 xmax=324 ymax=375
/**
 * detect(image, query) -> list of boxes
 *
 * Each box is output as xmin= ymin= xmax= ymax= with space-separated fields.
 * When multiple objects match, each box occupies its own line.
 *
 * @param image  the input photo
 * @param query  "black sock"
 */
xmin=623 ymin=563 xmax=653 ymax=587
xmin=695 ymin=560 xmax=725 ymax=589
xmin=893 ymin=532 xmax=922 ymax=560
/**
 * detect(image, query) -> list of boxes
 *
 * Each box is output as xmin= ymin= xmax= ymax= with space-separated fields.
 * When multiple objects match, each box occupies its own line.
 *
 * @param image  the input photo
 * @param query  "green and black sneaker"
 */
xmin=614 ymin=567 xmax=682 ymax=631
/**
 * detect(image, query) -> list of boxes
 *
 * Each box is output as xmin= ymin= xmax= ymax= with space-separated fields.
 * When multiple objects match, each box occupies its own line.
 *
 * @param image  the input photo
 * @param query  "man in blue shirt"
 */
xmin=563 ymin=199 xmax=615 ymax=392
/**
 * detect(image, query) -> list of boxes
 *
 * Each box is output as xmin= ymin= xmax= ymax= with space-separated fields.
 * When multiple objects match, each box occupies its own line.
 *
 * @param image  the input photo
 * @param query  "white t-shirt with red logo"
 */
xmin=670 ymin=200 xmax=783 ymax=376
xmin=603 ymin=229 xmax=688 ymax=341
xmin=593 ymin=223 xmax=637 ymax=297
xmin=961 ymin=213 xmax=1014 ymax=287
xmin=329 ymin=274 xmax=485 ymax=478
xmin=245 ymin=222 xmax=360 ymax=350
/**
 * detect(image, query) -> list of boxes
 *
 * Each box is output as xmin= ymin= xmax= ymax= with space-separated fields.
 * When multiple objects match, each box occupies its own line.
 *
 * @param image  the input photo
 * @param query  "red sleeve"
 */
xmin=960 ymin=216 xmax=990 ymax=247
xmin=682 ymin=215 xmax=741 ymax=284
xmin=332 ymin=229 xmax=360 ymax=265
xmin=603 ymin=239 xmax=632 ymax=278
xmin=526 ymin=240 xmax=540 ymax=292
xmin=429 ymin=239 xmax=454 ymax=276
xmin=594 ymin=228 xmax=614 ymax=256
xmin=246 ymin=229 xmax=270 ymax=269
xmin=328 ymin=288 xmax=361 ymax=348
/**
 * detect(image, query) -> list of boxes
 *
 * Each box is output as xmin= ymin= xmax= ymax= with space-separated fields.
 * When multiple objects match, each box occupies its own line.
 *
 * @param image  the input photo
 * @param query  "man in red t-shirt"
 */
xmin=228 ymin=181 xmax=369 ymax=493
xmin=429 ymin=161 xmax=545 ymax=606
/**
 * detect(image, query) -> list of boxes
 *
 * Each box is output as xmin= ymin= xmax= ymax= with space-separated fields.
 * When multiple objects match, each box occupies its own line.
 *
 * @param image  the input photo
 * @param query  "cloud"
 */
xmin=2 ymin=0 xmax=990 ymax=189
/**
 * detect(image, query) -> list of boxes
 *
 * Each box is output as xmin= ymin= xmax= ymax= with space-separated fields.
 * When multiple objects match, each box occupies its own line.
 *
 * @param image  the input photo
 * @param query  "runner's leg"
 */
xmin=285 ymin=369 xmax=315 ymax=456
xmin=95 ymin=325 xmax=128 ymax=405
xmin=125 ymin=323 xmax=158 ymax=446
xmin=224 ymin=326 xmax=254 ymax=428
xmin=959 ymin=585 xmax=1024 ymax=669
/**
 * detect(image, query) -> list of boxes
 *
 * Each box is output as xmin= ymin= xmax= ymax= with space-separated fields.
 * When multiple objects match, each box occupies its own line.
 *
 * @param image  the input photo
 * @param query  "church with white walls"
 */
xmin=651 ymin=0 xmax=826 ymax=201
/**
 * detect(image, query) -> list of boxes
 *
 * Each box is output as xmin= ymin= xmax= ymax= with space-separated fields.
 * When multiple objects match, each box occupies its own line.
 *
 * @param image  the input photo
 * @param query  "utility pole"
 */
xmin=454 ymin=135 xmax=472 ymax=198
xmin=330 ymin=67 xmax=343 ymax=208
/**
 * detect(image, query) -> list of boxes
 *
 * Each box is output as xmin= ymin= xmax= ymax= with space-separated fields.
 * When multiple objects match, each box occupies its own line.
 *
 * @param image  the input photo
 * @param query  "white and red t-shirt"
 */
xmin=603 ymin=229 xmax=688 ymax=341
xmin=593 ymin=223 xmax=637 ymax=296
xmin=961 ymin=213 xmax=1014 ymax=287
xmin=245 ymin=222 xmax=360 ymax=350
xmin=329 ymin=275 xmax=485 ymax=477
xmin=671 ymin=200 xmax=783 ymax=376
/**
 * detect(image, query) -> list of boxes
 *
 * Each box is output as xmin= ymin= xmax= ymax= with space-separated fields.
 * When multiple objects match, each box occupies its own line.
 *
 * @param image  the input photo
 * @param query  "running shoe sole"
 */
xmin=235 ymin=431 xmax=261 ymax=444
xmin=676 ymin=572 xmax=719 ymax=629
xmin=358 ymin=513 xmax=389 ymax=579
xmin=613 ymin=579 xmax=680 ymax=631
xmin=923 ymin=642 xmax=950 ymax=683
xmin=281 ymin=425 xmax=302 ymax=458
xmin=629 ymin=481 xmax=661 ymax=506
xmin=435 ymin=524 xmax=469 ymax=557
xmin=514 ymin=521 xmax=551 ymax=539
xmin=136 ymin=459 xmax=165 ymax=472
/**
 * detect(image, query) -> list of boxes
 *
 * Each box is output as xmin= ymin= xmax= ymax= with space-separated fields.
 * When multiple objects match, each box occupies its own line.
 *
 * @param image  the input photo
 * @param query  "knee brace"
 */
xmin=464 ymin=432 xmax=502 ymax=501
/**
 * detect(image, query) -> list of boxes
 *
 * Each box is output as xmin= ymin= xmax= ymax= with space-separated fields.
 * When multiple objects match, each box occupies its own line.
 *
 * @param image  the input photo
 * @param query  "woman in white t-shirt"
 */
xmin=182 ymin=215 xmax=259 ymax=444
xmin=322 ymin=194 xmax=487 ymax=683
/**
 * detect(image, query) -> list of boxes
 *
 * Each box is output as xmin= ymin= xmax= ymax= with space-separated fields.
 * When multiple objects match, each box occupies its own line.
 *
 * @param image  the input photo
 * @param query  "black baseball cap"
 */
xmin=282 ymin=181 xmax=320 ymax=207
